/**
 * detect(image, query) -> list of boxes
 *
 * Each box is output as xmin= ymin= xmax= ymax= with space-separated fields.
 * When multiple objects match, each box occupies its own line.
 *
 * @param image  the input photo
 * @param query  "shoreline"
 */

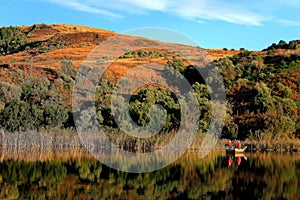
xmin=242 ymin=139 xmax=300 ymax=152
xmin=1 ymin=129 xmax=300 ymax=153
xmin=218 ymin=139 xmax=300 ymax=152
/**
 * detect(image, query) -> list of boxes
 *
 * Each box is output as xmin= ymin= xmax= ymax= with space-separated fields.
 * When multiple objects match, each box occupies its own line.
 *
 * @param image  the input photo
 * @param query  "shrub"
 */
xmin=0 ymin=77 xmax=68 ymax=131
xmin=0 ymin=26 xmax=26 ymax=55
xmin=138 ymin=50 xmax=148 ymax=57
xmin=0 ymin=81 xmax=22 ymax=104
xmin=267 ymin=49 xmax=274 ymax=56
xmin=278 ymin=40 xmax=287 ymax=48
xmin=166 ymin=56 xmax=185 ymax=72
xmin=60 ymin=59 xmax=76 ymax=79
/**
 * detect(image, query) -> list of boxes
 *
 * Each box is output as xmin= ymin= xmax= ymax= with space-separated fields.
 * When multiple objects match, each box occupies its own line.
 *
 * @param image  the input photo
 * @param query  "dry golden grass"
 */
xmin=0 ymin=23 xmax=298 ymax=87
xmin=206 ymin=49 xmax=240 ymax=59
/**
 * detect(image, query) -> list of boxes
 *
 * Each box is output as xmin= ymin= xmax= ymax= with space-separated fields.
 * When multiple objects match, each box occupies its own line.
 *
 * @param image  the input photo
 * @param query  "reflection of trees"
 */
xmin=228 ymin=153 xmax=300 ymax=200
xmin=0 ymin=153 xmax=299 ymax=199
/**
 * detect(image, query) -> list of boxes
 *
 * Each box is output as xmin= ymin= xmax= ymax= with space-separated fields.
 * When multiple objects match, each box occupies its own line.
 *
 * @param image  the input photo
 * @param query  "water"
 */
xmin=0 ymin=150 xmax=299 ymax=199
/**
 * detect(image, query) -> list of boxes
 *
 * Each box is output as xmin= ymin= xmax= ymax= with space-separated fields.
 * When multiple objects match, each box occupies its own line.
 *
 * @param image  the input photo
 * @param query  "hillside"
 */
xmin=0 ymin=24 xmax=237 ymax=83
xmin=0 ymin=24 xmax=114 ymax=81
xmin=0 ymin=24 xmax=299 ymax=142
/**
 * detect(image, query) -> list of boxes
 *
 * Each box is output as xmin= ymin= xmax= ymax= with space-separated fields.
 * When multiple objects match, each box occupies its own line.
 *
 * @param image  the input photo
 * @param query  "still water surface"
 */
xmin=0 ymin=149 xmax=299 ymax=199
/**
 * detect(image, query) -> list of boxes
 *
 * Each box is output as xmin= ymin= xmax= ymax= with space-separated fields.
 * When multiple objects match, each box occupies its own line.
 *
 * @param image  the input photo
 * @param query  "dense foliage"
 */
xmin=0 ymin=26 xmax=26 ymax=55
xmin=216 ymin=51 xmax=300 ymax=139
xmin=265 ymin=39 xmax=299 ymax=51
xmin=0 ymin=77 xmax=68 ymax=131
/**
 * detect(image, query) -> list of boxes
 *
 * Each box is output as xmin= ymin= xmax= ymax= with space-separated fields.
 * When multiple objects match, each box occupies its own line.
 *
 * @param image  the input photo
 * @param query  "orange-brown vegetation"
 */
xmin=0 ymin=24 xmax=237 ymax=84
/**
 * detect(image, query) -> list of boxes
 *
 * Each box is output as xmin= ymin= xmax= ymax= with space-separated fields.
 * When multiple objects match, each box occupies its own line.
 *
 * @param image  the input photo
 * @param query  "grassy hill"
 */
xmin=0 ymin=24 xmax=299 ymax=142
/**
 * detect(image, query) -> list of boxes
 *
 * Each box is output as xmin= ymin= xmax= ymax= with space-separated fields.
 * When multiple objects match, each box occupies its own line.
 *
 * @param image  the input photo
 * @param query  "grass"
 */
xmin=0 ymin=23 xmax=245 ymax=88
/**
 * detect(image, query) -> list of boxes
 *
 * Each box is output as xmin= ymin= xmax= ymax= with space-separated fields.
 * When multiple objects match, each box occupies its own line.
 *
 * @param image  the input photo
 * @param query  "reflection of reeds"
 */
xmin=0 ymin=146 xmax=94 ymax=162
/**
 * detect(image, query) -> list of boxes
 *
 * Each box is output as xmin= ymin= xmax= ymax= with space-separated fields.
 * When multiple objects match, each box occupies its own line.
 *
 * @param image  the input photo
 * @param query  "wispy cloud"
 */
xmin=170 ymin=0 xmax=264 ymax=26
xmin=121 ymin=0 xmax=171 ymax=11
xmin=45 ymin=0 xmax=122 ymax=18
xmin=277 ymin=0 xmax=300 ymax=7
xmin=43 ymin=0 xmax=298 ymax=26
xmin=277 ymin=19 xmax=300 ymax=26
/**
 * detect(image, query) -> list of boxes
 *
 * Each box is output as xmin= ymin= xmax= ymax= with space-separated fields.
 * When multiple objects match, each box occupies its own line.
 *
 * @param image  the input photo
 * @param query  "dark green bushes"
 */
xmin=119 ymin=50 xmax=166 ymax=59
xmin=0 ymin=26 xmax=26 ymax=55
xmin=265 ymin=40 xmax=299 ymax=51
xmin=0 ymin=77 xmax=68 ymax=132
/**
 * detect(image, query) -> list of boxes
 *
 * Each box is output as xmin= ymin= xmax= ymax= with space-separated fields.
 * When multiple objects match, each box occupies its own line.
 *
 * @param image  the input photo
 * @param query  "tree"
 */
xmin=254 ymin=82 xmax=273 ymax=112
xmin=192 ymin=82 xmax=210 ymax=132
xmin=215 ymin=57 xmax=239 ymax=88
xmin=278 ymin=40 xmax=287 ymax=48
xmin=42 ymin=96 xmax=68 ymax=128
xmin=0 ymin=77 xmax=68 ymax=131
xmin=0 ymin=81 xmax=22 ymax=104
xmin=251 ymin=56 xmax=265 ymax=74
xmin=129 ymin=87 xmax=180 ymax=131
xmin=60 ymin=59 xmax=76 ymax=79
xmin=0 ymin=26 xmax=26 ymax=55
xmin=21 ymin=77 xmax=50 ymax=102
xmin=288 ymin=41 xmax=297 ymax=50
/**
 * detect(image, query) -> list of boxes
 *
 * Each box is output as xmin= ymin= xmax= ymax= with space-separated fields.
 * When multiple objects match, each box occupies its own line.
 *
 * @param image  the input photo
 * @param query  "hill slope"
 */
xmin=0 ymin=24 xmax=299 ymax=141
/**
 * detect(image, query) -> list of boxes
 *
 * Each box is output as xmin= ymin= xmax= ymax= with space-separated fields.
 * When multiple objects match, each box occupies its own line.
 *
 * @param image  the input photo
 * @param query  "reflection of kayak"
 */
xmin=226 ymin=146 xmax=247 ymax=155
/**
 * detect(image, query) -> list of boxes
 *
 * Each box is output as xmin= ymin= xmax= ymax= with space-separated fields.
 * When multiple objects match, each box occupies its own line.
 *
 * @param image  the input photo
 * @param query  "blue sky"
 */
xmin=1 ymin=0 xmax=300 ymax=50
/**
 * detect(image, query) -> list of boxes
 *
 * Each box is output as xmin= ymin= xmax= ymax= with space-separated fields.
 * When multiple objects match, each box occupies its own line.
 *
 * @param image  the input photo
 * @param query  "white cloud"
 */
xmin=43 ymin=0 xmax=298 ymax=26
xmin=171 ymin=0 xmax=264 ymax=26
xmin=45 ymin=0 xmax=122 ymax=18
xmin=277 ymin=19 xmax=300 ymax=26
xmin=121 ymin=0 xmax=171 ymax=11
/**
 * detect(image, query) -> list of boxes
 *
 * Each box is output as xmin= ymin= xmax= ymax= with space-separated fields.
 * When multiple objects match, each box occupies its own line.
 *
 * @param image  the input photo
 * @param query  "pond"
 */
xmin=0 ymin=149 xmax=299 ymax=199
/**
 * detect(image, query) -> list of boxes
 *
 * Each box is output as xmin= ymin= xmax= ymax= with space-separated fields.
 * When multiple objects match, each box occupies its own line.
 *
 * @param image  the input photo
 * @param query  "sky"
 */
xmin=1 ymin=0 xmax=300 ymax=50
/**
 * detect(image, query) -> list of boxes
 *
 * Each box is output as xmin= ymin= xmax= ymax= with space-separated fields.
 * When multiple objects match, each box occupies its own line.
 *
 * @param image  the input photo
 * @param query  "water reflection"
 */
xmin=0 ymin=149 xmax=299 ymax=199
xmin=227 ymin=155 xmax=247 ymax=167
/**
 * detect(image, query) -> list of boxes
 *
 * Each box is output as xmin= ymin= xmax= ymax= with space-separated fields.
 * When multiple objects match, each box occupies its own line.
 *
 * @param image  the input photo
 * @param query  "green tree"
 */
xmin=278 ymin=40 xmax=287 ymax=48
xmin=0 ymin=26 xmax=26 ymax=55
xmin=251 ymin=55 xmax=265 ymax=74
xmin=0 ymin=81 xmax=22 ymax=104
xmin=129 ymin=87 xmax=180 ymax=131
xmin=0 ymin=77 xmax=68 ymax=131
